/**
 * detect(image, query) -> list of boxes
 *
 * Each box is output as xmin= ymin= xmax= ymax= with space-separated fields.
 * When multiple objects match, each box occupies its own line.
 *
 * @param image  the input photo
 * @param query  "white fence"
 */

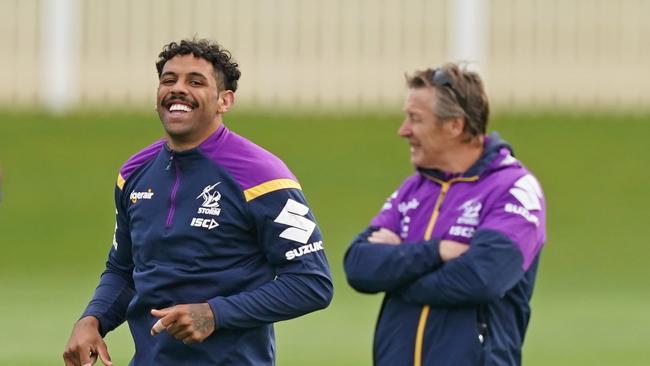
xmin=1 ymin=0 xmax=649 ymax=111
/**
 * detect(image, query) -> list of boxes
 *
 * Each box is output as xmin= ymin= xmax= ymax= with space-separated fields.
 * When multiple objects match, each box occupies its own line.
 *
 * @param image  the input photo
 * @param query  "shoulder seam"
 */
xmin=117 ymin=139 xmax=166 ymax=190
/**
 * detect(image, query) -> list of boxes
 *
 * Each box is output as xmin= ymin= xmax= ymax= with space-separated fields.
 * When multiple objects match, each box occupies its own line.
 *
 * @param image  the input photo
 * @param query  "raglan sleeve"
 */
xmin=80 ymin=179 xmax=135 ymax=336
xmin=207 ymin=183 xmax=333 ymax=329
xmin=398 ymin=173 xmax=546 ymax=306
xmin=344 ymin=186 xmax=443 ymax=294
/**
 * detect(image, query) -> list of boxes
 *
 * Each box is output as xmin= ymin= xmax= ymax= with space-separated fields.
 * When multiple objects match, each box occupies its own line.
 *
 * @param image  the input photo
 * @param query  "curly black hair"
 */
xmin=156 ymin=39 xmax=241 ymax=92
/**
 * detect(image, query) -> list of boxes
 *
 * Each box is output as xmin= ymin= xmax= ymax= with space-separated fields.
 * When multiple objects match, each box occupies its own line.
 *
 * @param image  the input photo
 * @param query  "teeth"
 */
xmin=169 ymin=103 xmax=192 ymax=112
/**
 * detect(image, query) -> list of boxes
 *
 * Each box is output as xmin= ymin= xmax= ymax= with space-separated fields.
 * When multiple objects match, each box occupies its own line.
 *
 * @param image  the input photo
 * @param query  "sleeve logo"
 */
xmin=509 ymin=174 xmax=543 ymax=211
xmin=274 ymin=198 xmax=316 ymax=244
xmin=506 ymin=174 xmax=543 ymax=226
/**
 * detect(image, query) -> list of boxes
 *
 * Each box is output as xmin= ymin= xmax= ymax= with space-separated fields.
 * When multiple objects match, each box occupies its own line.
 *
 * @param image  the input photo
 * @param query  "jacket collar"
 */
xmin=417 ymin=132 xmax=515 ymax=181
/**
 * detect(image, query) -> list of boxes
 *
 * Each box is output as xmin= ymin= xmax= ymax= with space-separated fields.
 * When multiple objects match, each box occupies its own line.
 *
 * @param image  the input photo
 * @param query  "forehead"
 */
xmin=404 ymin=87 xmax=436 ymax=112
xmin=161 ymin=54 xmax=215 ymax=77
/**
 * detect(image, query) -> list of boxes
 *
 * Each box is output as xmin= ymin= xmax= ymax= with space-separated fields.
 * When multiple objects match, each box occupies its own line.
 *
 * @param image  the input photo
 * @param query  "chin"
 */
xmin=409 ymin=154 xmax=422 ymax=167
xmin=163 ymin=123 xmax=192 ymax=138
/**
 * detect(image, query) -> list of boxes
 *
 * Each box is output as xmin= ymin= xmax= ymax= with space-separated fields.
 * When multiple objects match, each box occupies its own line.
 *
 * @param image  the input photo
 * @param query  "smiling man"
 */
xmin=344 ymin=64 xmax=546 ymax=366
xmin=63 ymin=39 xmax=333 ymax=366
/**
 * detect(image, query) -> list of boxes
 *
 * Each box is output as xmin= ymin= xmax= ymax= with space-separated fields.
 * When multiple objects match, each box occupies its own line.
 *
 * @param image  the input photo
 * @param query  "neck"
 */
xmin=167 ymin=119 xmax=222 ymax=152
xmin=433 ymin=136 xmax=484 ymax=174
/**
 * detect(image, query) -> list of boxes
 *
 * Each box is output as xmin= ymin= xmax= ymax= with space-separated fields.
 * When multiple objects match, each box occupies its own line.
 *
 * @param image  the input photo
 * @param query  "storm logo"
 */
xmin=197 ymin=182 xmax=222 ymax=208
xmin=195 ymin=182 xmax=223 ymax=216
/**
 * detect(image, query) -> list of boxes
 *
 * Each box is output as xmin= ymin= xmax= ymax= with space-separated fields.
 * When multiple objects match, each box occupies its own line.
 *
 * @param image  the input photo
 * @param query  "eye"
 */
xmin=408 ymin=113 xmax=421 ymax=123
xmin=160 ymin=78 xmax=175 ymax=86
xmin=189 ymin=80 xmax=204 ymax=86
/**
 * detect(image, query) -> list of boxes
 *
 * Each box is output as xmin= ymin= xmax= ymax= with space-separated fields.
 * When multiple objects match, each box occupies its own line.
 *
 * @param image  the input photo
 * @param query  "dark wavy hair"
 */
xmin=156 ymin=39 xmax=241 ymax=92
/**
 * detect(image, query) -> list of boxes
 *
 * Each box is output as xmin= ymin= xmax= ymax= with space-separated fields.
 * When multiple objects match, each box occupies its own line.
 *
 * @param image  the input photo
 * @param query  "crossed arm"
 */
xmin=343 ymin=227 xmax=469 ymax=294
xmin=370 ymin=228 xmax=470 ymax=260
xmin=344 ymin=226 xmax=524 ymax=305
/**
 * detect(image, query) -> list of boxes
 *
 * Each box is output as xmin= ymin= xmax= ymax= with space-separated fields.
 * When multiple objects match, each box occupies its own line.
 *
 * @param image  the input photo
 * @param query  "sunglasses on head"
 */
xmin=430 ymin=68 xmax=467 ymax=113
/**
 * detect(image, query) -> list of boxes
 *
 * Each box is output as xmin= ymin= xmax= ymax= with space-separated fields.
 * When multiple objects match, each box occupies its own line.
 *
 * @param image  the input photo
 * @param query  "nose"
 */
xmin=398 ymin=119 xmax=411 ymax=138
xmin=169 ymin=79 xmax=189 ymax=95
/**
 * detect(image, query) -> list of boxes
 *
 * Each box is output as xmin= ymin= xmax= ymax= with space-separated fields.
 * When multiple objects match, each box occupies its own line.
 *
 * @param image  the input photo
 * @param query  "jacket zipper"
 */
xmin=413 ymin=176 xmax=479 ymax=366
xmin=413 ymin=181 xmax=450 ymax=366
xmin=165 ymin=152 xmax=181 ymax=230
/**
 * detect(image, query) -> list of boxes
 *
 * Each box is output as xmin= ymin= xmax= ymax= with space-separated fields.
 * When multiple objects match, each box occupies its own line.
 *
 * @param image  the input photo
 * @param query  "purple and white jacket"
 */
xmin=345 ymin=133 xmax=546 ymax=366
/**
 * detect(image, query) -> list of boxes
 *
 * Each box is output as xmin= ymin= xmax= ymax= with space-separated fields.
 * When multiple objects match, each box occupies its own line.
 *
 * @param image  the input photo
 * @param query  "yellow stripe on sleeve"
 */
xmin=117 ymin=173 xmax=126 ymax=190
xmin=244 ymin=178 xmax=302 ymax=202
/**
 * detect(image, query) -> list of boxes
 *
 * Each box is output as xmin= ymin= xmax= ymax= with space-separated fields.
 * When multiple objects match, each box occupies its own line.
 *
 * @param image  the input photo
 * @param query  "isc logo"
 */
xmin=190 ymin=217 xmax=219 ymax=230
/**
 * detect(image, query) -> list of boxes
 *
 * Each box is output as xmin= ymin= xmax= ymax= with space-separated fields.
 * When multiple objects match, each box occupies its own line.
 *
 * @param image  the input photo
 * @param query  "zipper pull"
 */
xmin=165 ymin=153 xmax=174 ymax=170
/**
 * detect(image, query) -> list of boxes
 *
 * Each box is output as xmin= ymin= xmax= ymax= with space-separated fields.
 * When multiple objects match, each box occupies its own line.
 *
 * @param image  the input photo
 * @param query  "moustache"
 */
xmin=162 ymin=96 xmax=199 ymax=109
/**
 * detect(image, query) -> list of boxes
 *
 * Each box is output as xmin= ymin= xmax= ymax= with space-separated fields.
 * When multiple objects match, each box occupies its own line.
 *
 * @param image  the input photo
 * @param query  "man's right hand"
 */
xmin=63 ymin=316 xmax=113 ymax=366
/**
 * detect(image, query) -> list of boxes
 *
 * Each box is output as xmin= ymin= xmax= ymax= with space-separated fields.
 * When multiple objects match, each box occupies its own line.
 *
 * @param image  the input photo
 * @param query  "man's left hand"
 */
xmin=150 ymin=303 xmax=216 ymax=344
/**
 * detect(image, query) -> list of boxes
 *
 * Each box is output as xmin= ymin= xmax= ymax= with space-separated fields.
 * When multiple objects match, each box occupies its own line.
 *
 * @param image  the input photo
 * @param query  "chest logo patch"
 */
xmin=196 ymin=182 xmax=222 ymax=216
xmin=457 ymin=199 xmax=482 ymax=226
xmin=397 ymin=198 xmax=419 ymax=239
xmin=191 ymin=182 xmax=223 ymax=230
xmin=190 ymin=217 xmax=219 ymax=230
xmin=130 ymin=189 xmax=154 ymax=203
xmin=448 ymin=199 xmax=482 ymax=239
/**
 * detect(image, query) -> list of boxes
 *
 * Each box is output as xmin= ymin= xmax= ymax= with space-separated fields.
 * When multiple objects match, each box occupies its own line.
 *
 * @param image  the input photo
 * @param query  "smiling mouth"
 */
xmin=168 ymin=103 xmax=193 ymax=113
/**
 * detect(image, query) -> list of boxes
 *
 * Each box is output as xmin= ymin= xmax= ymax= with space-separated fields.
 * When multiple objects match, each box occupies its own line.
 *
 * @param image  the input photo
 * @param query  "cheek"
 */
xmin=156 ymin=88 xmax=166 ymax=101
xmin=418 ymin=129 xmax=437 ymax=149
xmin=413 ymin=125 xmax=430 ymax=140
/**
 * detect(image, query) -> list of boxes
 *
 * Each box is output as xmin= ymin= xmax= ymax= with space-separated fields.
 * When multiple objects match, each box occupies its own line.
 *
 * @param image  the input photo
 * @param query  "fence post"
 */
xmin=40 ymin=0 xmax=80 ymax=113
xmin=448 ymin=0 xmax=490 ymax=72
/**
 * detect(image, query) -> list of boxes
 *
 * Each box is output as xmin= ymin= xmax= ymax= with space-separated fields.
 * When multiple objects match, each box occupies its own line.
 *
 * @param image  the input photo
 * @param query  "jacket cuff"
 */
xmin=79 ymin=311 xmax=108 ymax=337
xmin=207 ymin=296 xmax=232 ymax=330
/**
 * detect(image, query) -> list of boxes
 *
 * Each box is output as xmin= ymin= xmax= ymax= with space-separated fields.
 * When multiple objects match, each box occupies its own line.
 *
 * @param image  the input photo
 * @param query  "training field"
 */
xmin=0 ymin=110 xmax=648 ymax=365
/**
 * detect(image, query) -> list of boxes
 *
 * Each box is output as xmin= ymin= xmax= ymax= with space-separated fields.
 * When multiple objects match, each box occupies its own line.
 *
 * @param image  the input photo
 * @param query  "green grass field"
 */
xmin=0 ymin=110 xmax=649 ymax=365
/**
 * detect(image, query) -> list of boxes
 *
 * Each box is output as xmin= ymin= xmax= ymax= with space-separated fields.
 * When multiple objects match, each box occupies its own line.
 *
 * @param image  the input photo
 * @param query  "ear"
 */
xmin=446 ymin=116 xmax=465 ymax=139
xmin=217 ymin=90 xmax=235 ymax=113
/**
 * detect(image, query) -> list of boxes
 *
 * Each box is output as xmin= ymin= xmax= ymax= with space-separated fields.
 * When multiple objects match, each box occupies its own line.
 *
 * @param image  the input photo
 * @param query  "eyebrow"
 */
xmin=160 ymin=71 xmax=208 ymax=79
xmin=187 ymin=72 xmax=208 ymax=79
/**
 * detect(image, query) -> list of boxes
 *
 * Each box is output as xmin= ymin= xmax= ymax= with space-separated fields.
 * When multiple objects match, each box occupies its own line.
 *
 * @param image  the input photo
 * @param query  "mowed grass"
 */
xmin=0 ymin=110 xmax=648 ymax=365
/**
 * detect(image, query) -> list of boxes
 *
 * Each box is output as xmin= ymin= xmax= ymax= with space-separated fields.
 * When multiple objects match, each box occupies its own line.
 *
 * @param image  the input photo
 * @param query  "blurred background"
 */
xmin=0 ymin=0 xmax=649 ymax=365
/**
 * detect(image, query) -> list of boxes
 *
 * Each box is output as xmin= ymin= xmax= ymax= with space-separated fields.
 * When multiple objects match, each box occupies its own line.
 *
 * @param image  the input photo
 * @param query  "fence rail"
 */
xmin=1 ymin=0 xmax=648 ymax=111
